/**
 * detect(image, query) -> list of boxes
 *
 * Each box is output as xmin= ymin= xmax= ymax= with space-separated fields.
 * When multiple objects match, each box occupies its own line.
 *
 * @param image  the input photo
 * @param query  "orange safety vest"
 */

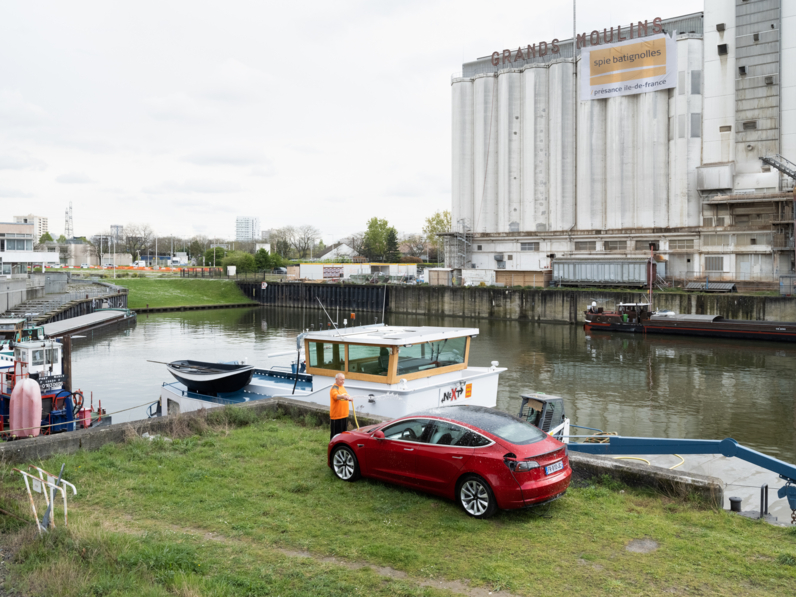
xmin=330 ymin=384 xmax=350 ymax=420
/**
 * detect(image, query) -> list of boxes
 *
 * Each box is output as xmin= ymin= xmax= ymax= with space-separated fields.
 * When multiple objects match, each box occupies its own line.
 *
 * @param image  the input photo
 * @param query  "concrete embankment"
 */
xmin=388 ymin=286 xmax=796 ymax=323
xmin=0 ymin=397 xmax=722 ymax=506
xmin=238 ymin=281 xmax=796 ymax=324
xmin=134 ymin=303 xmax=256 ymax=314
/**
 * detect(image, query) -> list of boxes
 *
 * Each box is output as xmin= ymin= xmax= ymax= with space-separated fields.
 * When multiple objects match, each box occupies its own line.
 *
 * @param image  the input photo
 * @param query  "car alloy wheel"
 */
xmin=332 ymin=446 xmax=360 ymax=482
xmin=458 ymin=475 xmax=496 ymax=518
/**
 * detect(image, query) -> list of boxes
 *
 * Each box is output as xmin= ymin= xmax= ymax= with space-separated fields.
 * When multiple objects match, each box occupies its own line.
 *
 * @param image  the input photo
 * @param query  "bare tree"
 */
xmin=271 ymin=227 xmax=295 ymax=257
xmin=401 ymin=234 xmax=426 ymax=258
xmin=291 ymin=225 xmax=321 ymax=258
xmin=346 ymin=232 xmax=365 ymax=256
xmin=123 ymin=223 xmax=154 ymax=262
xmin=89 ymin=231 xmax=111 ymax=263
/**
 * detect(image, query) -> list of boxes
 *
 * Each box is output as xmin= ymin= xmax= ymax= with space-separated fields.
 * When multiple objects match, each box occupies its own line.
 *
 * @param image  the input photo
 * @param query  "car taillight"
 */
xmin=516 ymin=460 xmax=539 ymax=472
xmin=504 ymin=459 xmax=539 ymax=472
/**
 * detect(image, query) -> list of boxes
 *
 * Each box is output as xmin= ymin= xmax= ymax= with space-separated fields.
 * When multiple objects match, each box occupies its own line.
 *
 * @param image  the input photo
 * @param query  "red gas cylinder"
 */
xmin=9 ymin=379 xmax=43 ymax=438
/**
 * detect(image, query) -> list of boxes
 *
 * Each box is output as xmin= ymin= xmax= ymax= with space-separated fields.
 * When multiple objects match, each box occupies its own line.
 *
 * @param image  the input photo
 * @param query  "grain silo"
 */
xmin=449 ymin=0 xmax=796 ymax=284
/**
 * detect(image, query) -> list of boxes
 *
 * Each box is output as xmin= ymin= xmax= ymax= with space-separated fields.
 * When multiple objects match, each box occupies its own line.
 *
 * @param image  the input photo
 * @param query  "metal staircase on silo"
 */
xmin=760 ymin=154 xmax=796 ymax=182
xmin=760 ymin=155 xmax=796 ymax=275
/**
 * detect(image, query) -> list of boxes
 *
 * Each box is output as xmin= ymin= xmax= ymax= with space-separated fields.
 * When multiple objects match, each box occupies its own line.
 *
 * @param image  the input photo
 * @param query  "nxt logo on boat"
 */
xmin=441 ymin=382 xmax=473 ymax=403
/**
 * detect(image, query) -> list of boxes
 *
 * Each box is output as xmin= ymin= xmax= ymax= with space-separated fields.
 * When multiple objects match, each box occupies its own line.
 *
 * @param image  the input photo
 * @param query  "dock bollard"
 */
xmin=729 ymin=496 xmax=742 ymax=512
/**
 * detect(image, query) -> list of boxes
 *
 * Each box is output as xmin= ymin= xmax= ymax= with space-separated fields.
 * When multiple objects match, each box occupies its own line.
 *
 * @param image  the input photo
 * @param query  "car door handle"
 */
xmin=404 ymin=448 xmax=414 ymax=451
xmin=452 ymin=456 xmax=463 ymax=459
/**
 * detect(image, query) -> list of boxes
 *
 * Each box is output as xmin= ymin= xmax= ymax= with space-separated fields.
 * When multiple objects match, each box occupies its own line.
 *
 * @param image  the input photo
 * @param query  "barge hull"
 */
xmin=585 ymin=321 xmax=796 ymax=343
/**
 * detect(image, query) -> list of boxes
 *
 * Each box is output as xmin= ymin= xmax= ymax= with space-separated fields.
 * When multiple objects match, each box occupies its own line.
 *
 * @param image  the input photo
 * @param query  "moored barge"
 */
xmin=584 ymin=302 xmax=796 ymax=343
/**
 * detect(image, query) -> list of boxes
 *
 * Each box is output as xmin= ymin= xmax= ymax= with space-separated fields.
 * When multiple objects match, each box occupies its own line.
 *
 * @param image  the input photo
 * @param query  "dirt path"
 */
xmin=123 ymin=518 xmax=519 ymax=597
xmin=278 ymin=546 xmax=516 ymax=597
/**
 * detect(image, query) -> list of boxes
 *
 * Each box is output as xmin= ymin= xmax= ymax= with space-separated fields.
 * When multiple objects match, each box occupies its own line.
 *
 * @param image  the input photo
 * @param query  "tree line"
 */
xmin=38 ymin=210 xmax=451 ymax=273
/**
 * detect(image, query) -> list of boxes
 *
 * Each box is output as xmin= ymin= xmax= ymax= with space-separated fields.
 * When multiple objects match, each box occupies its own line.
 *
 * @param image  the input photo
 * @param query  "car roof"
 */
xmin=405 ymin=405 xmax=525 ymax=429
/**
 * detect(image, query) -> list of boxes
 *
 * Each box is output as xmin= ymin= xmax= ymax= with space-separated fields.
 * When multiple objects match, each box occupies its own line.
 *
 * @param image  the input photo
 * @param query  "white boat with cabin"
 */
xmin=157 ymin=324 xmax=506 ymax=419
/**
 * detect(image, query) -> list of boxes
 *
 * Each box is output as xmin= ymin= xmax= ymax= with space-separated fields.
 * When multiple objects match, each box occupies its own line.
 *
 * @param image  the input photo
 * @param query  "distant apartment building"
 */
xmin=236 ymin=216 xmax=260 ymax=242
xmin=13 ymin=215 xmax=49 ymax=240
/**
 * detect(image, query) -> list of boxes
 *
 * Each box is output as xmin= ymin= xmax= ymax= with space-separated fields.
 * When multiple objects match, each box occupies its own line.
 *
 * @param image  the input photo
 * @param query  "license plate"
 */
xmin=545 ymin=461 xmax=564 ymax=475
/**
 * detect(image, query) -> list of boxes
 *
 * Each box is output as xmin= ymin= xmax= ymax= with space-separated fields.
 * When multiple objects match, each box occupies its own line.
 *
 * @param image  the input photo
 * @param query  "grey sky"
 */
xmin=0 ymin=0 xmax=701 ymax=243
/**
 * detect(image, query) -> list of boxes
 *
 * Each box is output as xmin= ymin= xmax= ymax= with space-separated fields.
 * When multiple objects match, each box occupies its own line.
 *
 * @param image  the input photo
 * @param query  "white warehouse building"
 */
xmin=450 ymin=0 xmax=795 ymax=283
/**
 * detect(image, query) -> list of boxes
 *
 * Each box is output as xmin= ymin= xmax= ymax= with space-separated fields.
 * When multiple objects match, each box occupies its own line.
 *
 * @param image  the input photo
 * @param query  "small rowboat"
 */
xmin=166 ymin=360 xmax=254 ymax=395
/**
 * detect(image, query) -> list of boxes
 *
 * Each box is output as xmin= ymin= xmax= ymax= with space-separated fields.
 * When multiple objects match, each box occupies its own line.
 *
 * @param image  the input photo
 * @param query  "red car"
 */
xmin=327 ymin=405 xmax=571 ymax=518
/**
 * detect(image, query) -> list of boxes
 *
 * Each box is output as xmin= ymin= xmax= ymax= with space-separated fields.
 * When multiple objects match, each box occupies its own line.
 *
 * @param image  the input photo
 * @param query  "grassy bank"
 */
xmin=1 ymin=409 xmax=795 ymax=596
xmin=111 ymin=278 xmax=255 ymax=310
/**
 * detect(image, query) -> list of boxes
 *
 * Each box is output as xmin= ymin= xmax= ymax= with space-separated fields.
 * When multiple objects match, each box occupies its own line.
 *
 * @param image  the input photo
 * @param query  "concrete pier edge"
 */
xmin=0 ymin=397 xmax=723 ymax=507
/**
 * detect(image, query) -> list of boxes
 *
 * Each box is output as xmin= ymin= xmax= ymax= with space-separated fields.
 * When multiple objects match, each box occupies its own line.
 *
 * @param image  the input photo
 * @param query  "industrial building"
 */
xmin=449 ymin=0 xmax=795 ymax=284
xmin=235 ymin=216 xmax=260 ymax=242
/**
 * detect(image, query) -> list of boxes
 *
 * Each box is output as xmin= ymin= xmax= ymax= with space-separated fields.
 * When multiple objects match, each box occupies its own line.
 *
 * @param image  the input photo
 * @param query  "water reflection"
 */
xmin=70 ymin=307 xmax=796 ymax=461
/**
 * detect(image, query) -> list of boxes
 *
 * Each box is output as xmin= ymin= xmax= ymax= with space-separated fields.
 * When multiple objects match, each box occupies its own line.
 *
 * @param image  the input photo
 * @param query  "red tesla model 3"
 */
xmin=327 ymin=405 xmax=571 ymax=518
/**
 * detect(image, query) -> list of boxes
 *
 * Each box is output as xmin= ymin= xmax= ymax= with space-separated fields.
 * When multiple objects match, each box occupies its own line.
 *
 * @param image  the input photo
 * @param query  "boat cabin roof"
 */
xmin=302 ymin=324 xmax=479 ymax=346
xmin=0 ymin=319 xmax=26 ymax=330
xmin=618 ymin=303 xmax=650 ymax=307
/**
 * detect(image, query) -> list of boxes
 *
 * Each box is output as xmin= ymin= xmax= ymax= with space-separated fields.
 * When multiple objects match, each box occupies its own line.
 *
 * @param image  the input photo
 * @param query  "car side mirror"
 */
xmin=373 ymin=430 xmax=385 ymax=440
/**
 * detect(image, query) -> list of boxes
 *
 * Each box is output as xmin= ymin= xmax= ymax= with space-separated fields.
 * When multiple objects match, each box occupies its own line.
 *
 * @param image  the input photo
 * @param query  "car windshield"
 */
xmin=414 ymin=406 xmax=546 ymax=446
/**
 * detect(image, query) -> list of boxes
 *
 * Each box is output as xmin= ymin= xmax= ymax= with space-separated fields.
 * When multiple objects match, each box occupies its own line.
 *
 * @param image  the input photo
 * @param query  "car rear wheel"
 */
xmin=332 ymin=446 xmax=360 ymax=482
xmin=457 ymin=475 xmax=497 ymax=519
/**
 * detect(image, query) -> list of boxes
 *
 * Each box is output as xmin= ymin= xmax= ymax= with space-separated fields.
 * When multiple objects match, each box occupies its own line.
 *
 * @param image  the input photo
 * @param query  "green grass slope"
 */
xmin=1 ymin=409 xmax=794 ymax=596
xmin=112 ymin=278 xmax=255 ymax=310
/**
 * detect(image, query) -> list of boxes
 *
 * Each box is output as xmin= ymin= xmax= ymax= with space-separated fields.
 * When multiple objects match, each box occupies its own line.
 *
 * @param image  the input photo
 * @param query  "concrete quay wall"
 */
xmin=241 ymin=282 xmax=796 ymax=324
xmin=387 ymin=286 xmax=796 ymax=324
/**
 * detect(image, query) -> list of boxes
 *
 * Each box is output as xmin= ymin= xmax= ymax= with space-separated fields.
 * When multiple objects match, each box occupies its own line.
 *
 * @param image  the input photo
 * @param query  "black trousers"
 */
xmin=330 ymin=417 xmax=347 ymax=440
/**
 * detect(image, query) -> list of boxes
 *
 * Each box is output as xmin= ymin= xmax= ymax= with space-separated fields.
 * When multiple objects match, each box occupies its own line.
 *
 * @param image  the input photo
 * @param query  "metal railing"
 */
xmin=665 ymin=271 xmax=784 ymax=292
xmin=1 ymin=286 xmax=124 ymax=318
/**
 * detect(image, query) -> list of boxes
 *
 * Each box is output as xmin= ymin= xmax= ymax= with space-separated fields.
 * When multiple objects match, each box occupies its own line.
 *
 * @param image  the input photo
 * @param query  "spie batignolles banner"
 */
xmin=579 ymin=32 xmax=678 ymax=101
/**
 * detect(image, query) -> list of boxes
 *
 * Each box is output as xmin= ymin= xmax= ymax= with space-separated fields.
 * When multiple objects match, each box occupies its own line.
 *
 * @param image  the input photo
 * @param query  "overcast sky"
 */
xmin=1 ymin=0 xmax=701 ymax=243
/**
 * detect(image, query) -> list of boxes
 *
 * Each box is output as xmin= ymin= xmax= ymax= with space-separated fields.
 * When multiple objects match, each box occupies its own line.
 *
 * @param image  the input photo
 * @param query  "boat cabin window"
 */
xmin=396 ymin=337 xmax=467 ymax=375
xmin=32 ymin=349 xmax=45 ymax=367
xmin=308 ymin=342 xmax=345 ymax=372
xmin=347 ymin=344 xmax=389 ymax=376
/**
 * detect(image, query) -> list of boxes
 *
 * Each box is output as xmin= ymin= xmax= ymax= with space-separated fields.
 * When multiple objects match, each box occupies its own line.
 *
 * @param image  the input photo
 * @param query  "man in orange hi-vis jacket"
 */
xmin=330 ymin=373 xmax=352 ymax=440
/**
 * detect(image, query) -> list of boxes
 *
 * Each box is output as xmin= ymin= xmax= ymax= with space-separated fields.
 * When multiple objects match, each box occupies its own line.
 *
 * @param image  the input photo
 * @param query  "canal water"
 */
xmin=72 ymin=306 xmax=796 ymax=462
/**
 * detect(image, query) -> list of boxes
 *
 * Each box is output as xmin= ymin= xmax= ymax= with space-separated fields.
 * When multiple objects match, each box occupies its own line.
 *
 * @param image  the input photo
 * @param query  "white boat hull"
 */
xmin=159 ymin=365 xmax=505 ymax=420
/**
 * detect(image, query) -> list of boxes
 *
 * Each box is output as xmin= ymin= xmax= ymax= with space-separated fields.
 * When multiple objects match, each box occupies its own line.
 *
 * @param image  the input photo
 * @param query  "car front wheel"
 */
xmin=457 ymin=474 xmax=497 ymax=518
xmin=331 ymin=446 xmax=360 ymax=482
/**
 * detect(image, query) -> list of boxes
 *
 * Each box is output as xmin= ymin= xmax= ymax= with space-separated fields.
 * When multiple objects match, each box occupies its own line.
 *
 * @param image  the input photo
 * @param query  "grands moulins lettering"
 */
xmin=490 ymin=17 xmax=663 ymax=66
